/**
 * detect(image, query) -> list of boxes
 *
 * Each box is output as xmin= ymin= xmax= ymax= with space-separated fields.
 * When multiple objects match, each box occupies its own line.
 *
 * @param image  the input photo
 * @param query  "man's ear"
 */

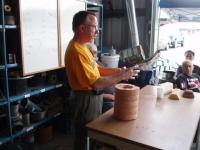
xmin=79 ymin=24 xmax=85 ymax=32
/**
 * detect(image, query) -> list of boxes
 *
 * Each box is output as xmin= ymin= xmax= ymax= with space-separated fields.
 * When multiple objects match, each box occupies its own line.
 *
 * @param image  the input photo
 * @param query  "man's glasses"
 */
xmin=84 ymin=24 xmax=99 ymax=32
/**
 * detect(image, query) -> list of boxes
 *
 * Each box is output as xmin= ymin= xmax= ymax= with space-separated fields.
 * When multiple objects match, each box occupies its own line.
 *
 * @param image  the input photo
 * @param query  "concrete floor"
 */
xmin=0 ymin=128 xmax=74 ymax=150
xmin=35 ymin=129 xmax=74 ymax=150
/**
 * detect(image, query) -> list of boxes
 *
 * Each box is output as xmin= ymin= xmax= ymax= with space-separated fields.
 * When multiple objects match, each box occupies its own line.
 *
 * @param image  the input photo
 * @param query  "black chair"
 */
xmin=129 ymin=70 xmax=154 ymax=88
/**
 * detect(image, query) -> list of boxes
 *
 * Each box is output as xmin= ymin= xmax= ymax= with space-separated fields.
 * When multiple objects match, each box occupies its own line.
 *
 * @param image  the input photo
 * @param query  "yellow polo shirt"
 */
xmin=65 ymin=40 xmax=100 ymax=90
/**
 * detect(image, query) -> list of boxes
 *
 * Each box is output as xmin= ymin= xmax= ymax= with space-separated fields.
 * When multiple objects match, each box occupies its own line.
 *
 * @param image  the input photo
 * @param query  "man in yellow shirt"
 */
xmin=65 ymin=11 xmax=139 ymax=150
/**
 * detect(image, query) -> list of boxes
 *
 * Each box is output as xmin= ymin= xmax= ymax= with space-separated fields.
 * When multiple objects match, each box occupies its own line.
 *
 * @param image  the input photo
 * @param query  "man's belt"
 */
xmin=73 ymin=89 xmax=103 ymax=95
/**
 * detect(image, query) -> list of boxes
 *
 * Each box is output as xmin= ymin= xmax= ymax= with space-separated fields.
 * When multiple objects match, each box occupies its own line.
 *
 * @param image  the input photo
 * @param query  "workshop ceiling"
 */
xmin=159 ymin=0 xmax=200 ymax=8
xmin=159 ymin=0 xmax=200 ymax=22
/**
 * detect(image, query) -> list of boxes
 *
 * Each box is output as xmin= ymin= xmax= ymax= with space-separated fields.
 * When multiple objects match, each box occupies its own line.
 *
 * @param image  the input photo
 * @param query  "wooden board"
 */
xmin=19 ymin=0 xmax=59 ymax=75
xmin=59 ymin=0 xmax=86 ymax=67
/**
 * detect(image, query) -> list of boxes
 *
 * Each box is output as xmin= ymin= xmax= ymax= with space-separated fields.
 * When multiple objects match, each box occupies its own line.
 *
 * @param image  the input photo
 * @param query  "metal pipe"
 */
xmin=1 ymin=0 xmax=13 ymax=142
xmin=125 ymin=0 xmax=139 ymax=49
xmin=150 ymin=0 xmax=160 ymax=56
xmin=86 ymin=136 xmax=90 ymax=150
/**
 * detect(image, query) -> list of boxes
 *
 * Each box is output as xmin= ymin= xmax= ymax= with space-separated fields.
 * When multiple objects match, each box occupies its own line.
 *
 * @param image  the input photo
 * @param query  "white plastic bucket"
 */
xmin=101 ymin=53 xmax=120 ymax=68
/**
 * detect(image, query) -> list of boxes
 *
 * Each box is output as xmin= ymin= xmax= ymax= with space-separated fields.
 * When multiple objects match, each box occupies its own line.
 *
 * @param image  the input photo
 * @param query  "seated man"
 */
xmin=87 ymin=43 xmax=115 ymax=113
xmin=176 ymin=50 xmax=200 ymax=77
xmin=176 ymin=60 xmax=200 ymax=92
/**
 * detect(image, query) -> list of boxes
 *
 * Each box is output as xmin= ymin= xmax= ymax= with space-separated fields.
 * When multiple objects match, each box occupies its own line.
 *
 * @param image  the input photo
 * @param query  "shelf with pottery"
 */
xmin=0 ymin=63 xmax=18 ymax=70
xmin=0 ymin=24 xmax=19 ymax=69
xmin=0 ymin=87 xmax=6 ymax=105
xmin=0 ymin=112 xmax=11 ymax=145
xmin=13 ymin=112 xmax=61 ymax=137
xmin=0 ymin=25 xmax=17 ymax=29
xmin=9 ymin=83 xmax=63 ymax=103
xmin=0 ymin=100 xmax=7 ymax=106
xmin=0 ymin=80 xmax=63 ymax=106
xmin=0 ymin=112 xmax=62 ymax=145
xmin=0 ymin=80 xmax=64 ymax=145
xmin=2 ymin=0 xmax=67 ymax=147
xmin=0 ymin=136 xmax=11 ymax=146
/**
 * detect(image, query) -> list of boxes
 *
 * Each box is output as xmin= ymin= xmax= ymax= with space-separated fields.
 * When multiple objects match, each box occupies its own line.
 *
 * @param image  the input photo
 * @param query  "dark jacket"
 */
xmin=176 ymin=73 xmax=200 ymax=92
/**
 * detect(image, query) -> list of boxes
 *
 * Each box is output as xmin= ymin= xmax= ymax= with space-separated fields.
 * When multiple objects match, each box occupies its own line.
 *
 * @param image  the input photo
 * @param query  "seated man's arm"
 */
xmin=176 ymin=76 xmax=187 ymax=90
xmin=103 ymin=93 xmax=115 ymax=101
xmin=196 ymin=65 xmax=200 ymax=76
xmin=176 ymin=66 xmax=182 ymax=77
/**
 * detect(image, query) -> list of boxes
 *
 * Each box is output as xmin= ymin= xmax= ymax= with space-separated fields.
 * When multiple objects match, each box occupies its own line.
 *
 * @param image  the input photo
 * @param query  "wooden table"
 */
xmin=86 ymin=85 xmax=200 ymax=150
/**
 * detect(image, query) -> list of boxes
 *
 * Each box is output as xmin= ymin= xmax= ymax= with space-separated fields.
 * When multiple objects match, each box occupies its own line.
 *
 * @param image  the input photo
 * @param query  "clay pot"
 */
xmin=36 ymin=126 xmax=53 ymax=144
xmin=114 ymin=83 xmax=140 ymax=121
xmin=5 ymin=15 xmax=15 ymax=25
xmin=13 ymin=121 xmax=24 ymax=133
xmin=22 ymin=132 xmax=35 ymax=143
xmin=28 ymin=74 xmax=46 ymax=87
xmin=30 ymin=106 xmax=47 ymax=122
xmin=11 ymin=102 xmax=20 ymax=115
xmin=21 ymin=109 xmax=30 ymax=126
xmin=7 ymin=75 xmax=33 ymax=95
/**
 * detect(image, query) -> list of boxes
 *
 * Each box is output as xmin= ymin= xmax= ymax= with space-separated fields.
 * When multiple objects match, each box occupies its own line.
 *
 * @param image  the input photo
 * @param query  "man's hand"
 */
xmin=121 ymin=65 xmax=140 ymax=80
xmin=93 ymin=65 xmax=140 ymax=89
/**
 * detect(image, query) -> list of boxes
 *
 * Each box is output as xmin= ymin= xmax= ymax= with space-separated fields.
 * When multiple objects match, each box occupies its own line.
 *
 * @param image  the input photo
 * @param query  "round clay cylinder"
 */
xmin=114 ymin=83 xmax=140 ymax=121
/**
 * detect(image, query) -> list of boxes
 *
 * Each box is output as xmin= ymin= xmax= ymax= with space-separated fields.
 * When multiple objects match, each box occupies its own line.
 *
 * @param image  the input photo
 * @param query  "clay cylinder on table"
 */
xmin=114 ymin=83 xmax=140 ymax=121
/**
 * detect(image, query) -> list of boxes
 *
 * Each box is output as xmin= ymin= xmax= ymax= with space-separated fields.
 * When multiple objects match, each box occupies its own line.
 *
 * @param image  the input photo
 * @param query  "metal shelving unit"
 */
xmin=0 ymin=0 xmax=13 ymax=144
xmin=0 ymin=0 xmax=103 ymax=146
xmin=0 ymin=63 xmax=18 ymax=69
xmin=0 ymin=137 xmax=10 ymax=145
xmin=0 ymin=24 xmax=17 ymax=29
xmin=0 ymin=101 xmax=7 ymax=106
xmin=0 ymin=0 xmax=64 ymax=146
xmin=9 ymin=83 xmax=63 ymax=103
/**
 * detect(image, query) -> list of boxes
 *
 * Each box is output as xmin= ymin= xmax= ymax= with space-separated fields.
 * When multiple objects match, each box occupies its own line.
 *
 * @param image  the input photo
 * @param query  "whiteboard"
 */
xmin=59 ymin=0 xmax=86 ymax=67
xmin=20 ymin=0 xmax=59 ymax=75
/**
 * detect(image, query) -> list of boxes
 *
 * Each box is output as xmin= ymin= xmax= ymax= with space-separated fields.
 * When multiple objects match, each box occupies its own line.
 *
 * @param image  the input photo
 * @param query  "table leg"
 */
xmin=197 ymin=121 xmax=200 ymax=150
xmin=87 ymin=136 xmax=90 ymax=150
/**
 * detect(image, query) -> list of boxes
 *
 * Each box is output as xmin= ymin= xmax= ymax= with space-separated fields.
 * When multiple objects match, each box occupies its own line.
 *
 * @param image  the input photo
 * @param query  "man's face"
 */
xmin=83 ymin=14 xmax=99 ymax=42
xmin=185 ymin=52 xmax=194 ymax=61
xmin=182 ymin=62 xmax=193 ymax=76
xmin=91 ymin=46 xmax=98 ymax=61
